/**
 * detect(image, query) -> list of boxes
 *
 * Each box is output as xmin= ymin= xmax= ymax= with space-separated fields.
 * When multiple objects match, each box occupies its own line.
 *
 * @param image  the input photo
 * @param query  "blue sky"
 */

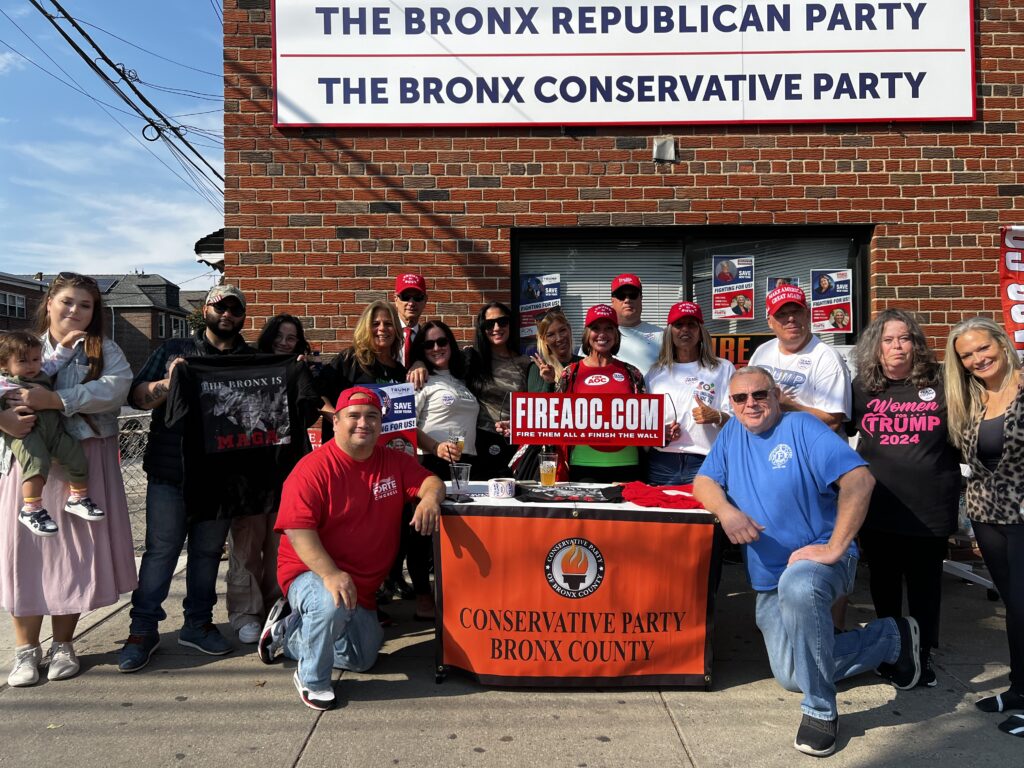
xmin=0 ymin=0 xmax=223 ymax=290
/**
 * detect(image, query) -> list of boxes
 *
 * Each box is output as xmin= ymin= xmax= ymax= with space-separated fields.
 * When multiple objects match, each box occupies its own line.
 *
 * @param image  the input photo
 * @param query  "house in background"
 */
xmin=0 ymin=272 xmax=46 ymax=332
xmin=18 ymin=273 xmax=193 ymax=375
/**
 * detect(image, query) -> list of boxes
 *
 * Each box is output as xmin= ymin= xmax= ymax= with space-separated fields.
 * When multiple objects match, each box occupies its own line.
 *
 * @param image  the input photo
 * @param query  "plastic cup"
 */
xmin=450 ymin=462 xmax=471 ymax=488
xmin=539 ymin=452 xmax=557 ymax=487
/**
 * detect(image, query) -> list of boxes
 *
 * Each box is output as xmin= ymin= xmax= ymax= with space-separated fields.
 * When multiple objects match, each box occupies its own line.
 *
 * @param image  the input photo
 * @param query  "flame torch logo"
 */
xmin=545 ymin=538 xmax=605 ymax=598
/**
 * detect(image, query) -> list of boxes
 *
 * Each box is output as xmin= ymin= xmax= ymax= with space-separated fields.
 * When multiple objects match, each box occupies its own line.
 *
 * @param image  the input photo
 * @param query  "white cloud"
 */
xmin=0 ymin=52 xmax=25 ymax=76
xmin=7 ymin=138 xmax=141 ymax=175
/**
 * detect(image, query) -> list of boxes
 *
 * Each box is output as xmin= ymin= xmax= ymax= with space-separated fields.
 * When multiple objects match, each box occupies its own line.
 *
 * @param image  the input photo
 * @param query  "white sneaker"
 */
xmin=293 ymin=670 xmax=335 ymax=711
xmin=64 ymin=497 xmax=105 ymax=521
xmin=238 ymin=621 xmax=261 ymax=644
xmin=45 ymin=641 xmax=80 ymax=681
xmin=8 ymin=644 xmax=42 ymax=687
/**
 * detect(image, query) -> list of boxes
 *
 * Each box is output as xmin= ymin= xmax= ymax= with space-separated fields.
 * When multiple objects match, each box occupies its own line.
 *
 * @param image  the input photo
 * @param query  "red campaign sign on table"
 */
xmin=1000 ymin=226 xmax=1024 ymax=356
xmin=510 ymin=393 xmax=665 ymax=447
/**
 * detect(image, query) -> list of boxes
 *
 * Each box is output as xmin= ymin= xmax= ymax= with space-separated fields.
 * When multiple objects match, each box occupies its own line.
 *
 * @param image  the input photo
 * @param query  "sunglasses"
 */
xmin=730 ymin=389 xmax=771 ymax=405
xmin=399 ymin=292 xmax=426 ymax=302
xmin=423 ymin=336 xmax=450 ymax=350
xmin=613 ymin=289 xmax=641 ymax=300
xmin=482 ymin=316 xmax=510 ymax=330
xmin=210 ymin=301 xmax=244 ymax=316
xmin=54 ymin=272 xmax=98 ymax=287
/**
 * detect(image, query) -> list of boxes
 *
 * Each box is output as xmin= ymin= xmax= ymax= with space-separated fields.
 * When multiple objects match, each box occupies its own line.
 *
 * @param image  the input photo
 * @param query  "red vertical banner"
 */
xmin=1000 ymin=226 xmax=1024 ymax=357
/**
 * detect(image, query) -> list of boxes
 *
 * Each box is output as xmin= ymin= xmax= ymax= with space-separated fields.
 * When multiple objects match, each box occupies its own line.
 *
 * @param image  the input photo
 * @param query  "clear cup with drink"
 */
xmin=539 ymin=451 xmax=557 ymax=487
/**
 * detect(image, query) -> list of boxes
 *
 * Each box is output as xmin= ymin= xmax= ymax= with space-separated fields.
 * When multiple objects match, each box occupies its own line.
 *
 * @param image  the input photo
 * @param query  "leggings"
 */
xmin=972 ymin=521 xmax=1024 ymax=694
xmin=858 ymin=530 xmax=948 ymax=655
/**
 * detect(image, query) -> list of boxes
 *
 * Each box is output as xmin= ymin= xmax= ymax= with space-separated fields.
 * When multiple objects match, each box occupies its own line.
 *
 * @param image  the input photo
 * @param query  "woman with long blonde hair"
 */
xmin=527 ymin=309 xmax=579 ymax=393
xmin=944 ymin=316 xmax=1024 ymax=731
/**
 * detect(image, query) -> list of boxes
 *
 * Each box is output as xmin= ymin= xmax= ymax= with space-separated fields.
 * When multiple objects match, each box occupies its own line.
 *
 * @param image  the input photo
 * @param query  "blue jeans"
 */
xmin=647 ymin=450 xmax=705 ymax=485
xmin=284 ymin=571 xmax=384 ymax=689
xmin=128 ymin=480 xmax=232 ymax=634
xmin=755 ymin=556 xmax=902 ymax=720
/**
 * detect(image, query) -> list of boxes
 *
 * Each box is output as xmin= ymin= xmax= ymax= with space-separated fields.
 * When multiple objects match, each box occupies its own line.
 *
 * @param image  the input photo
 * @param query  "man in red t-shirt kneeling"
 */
xmin=257 ymin=386 xmax=444 ymax=711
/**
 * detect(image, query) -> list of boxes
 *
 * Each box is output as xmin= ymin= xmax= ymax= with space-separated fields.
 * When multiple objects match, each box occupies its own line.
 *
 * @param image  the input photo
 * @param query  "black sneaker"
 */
xmin=794 ymin=714 xmax=839 ymax=756
xmin=258 ymin=598 xmax=292 ymax=665
xmin=890 ymin=617 xmax=921 ymax=690
xmin=917 ymin=659 xmax=937 ymax=688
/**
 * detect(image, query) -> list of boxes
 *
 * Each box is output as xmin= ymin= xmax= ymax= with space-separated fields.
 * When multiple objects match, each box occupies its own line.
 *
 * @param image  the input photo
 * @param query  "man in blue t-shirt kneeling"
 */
xmin=694 ymin=366 xmax=921 ymax=758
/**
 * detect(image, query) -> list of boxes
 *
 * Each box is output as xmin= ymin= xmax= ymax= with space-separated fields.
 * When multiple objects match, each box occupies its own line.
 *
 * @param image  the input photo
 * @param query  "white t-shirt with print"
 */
xmin=645 ymin=358 xmax=736 ymax=455
xmin=749 ymin=335 xmax=851 ymax=419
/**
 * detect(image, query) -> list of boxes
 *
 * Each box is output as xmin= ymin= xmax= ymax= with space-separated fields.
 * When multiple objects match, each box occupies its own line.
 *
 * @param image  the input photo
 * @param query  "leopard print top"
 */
xmin=960 ymin=382 xmax=1024 ymax=525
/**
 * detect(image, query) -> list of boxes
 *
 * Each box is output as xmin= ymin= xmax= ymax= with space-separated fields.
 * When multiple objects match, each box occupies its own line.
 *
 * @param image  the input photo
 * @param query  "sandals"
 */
xmin=977 ymin=691 xmax=1024 ymax=713
xmin=999 ymin=714 xmax=1024 ymax=737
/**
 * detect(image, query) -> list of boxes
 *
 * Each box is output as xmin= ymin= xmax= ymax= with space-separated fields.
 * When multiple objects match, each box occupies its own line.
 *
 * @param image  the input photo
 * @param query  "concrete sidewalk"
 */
xmin=0 ymin=559 xmax=1017 ymax=768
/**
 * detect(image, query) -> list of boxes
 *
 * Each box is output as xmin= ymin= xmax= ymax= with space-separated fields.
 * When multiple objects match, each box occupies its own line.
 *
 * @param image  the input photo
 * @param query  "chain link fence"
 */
xmin=118 ymin=412 xmax=150 ymax=551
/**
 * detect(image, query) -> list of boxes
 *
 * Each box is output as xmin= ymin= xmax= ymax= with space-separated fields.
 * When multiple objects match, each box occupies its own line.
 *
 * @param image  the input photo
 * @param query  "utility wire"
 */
xmin=72 ymin=16 xmax=221 ymax=78
xmin=0 ymin=12 xmax=221 ymax=212
xmin=40 ymin=0 xmax=224 ymax=185
xmin=0 ymin=33 xmax=147 ymax=122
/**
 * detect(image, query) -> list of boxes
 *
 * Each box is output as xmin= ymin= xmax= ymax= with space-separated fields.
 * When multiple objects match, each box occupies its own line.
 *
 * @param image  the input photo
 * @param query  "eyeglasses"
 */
xmin=423 ymin=337 xmax=450 ymax=350
xmin=399 ymin=292 xmax=426 ymax=303
xmin=730 ymin=389 xmax=771 ymax=405
xmin=209 ymin=301 xmax=244 ymax=316
xmin=482 ymin=316 xmax=510 ymax=330
xmin=613 ymin=289 xmax=641 ymax=301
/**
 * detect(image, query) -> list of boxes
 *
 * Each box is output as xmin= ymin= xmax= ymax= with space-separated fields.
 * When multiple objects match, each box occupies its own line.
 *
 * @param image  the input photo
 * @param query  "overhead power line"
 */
xmin=0 ymin=12 xmax=222 ymax=212
xmin=32 ymin=0 xmax=224 ymax=186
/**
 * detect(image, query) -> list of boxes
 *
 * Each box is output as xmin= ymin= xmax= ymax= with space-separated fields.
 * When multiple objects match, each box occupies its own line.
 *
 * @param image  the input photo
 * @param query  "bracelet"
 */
xmin=715 ymin=410 xmax=723 ymax=426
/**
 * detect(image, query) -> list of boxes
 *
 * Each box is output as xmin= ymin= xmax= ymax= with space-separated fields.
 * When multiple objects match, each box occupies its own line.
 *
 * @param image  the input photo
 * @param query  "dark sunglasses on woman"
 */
xmin=423 ymin=337 xmax=449 ymax=349
xmin=482 ymin=316 xmax=510 ymax=330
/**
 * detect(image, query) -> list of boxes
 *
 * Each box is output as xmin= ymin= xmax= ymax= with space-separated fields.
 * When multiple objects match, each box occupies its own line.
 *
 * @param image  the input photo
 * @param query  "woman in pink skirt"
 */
xmin=0 ymin=272 xmax=137 ymax=685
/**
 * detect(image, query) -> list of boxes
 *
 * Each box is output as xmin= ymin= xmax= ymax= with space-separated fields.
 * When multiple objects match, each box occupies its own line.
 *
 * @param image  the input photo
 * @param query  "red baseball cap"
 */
xmin=585 ymin=304 xmax=618 ymax=327
xmin=611 ymin=273 xmax=642 ymax=294
xmin=395 ymin=274 xmax=427 ymax=297
xmin=335 ymin=386 xmax=382 ymax=413
xmin=766 ymin=285 xmax=808 ymax=316
xmin=667 ymin=301 xmax=704 ymax=325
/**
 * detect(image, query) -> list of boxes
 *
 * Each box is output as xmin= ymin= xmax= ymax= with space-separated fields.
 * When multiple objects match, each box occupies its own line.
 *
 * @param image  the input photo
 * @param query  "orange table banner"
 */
xmin=435 ymin=504 xmax=716 ymax=687
xmin=509 ymin=392 xmax=665 ymax=446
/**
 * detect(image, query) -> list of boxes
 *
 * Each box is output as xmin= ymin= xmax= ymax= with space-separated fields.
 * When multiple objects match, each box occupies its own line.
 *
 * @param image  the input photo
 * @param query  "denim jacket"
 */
xmin=0 ymin=334 xmax=131 ymax=476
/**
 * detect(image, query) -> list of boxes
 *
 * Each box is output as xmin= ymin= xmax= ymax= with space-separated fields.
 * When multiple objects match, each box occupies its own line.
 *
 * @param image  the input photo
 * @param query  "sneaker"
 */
xmin=18 ymin=509 xmax=58 ymax=537
xmin=44 ymin=641 xmax=80 ymax=681
xmin=118 ymin=633 xmax=160 ymax=673
xmin=178 ymin=623 xmax=233 ymax=656
xmin=237 ymin=621 xmax=261 ymax=644
xmin=917 ymin=659 xmax=937 ymax=688
xmin=890 ymin=617 xmax=921 ymax=690
xmin=257 ymin=598 xmax=291 ymax=665
xmin=794 ymin=714 xmax=839 ymax=757
xmin=293 ymin=670 xmax=335 ymax=711
xmin=64 ymin=496 xmax=105 ymax=521
xmin=7 ymin=644 xmax=42 ymax=687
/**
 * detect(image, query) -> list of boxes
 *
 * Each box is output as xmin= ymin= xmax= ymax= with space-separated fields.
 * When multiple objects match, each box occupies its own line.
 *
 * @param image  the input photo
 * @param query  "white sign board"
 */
xmin=272 ymin=0 xmax=976 ymax=127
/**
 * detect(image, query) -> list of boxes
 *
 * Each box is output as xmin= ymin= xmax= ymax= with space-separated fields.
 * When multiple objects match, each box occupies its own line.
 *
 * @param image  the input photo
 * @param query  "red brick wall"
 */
xmin=224 ymin=0 xmax=1024 ymax=353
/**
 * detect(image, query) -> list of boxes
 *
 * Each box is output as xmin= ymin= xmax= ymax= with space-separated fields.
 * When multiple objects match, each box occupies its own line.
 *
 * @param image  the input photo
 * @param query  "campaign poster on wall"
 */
xmin=519 ymin=273 xmax=562 ymax=350
xmin=367 ymin=382 xmax=418 ymax=454
xmin=712 ymin=256 xmax=754 ymax=320
xmin=809 ymin=269 xmax=853 ymax=333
